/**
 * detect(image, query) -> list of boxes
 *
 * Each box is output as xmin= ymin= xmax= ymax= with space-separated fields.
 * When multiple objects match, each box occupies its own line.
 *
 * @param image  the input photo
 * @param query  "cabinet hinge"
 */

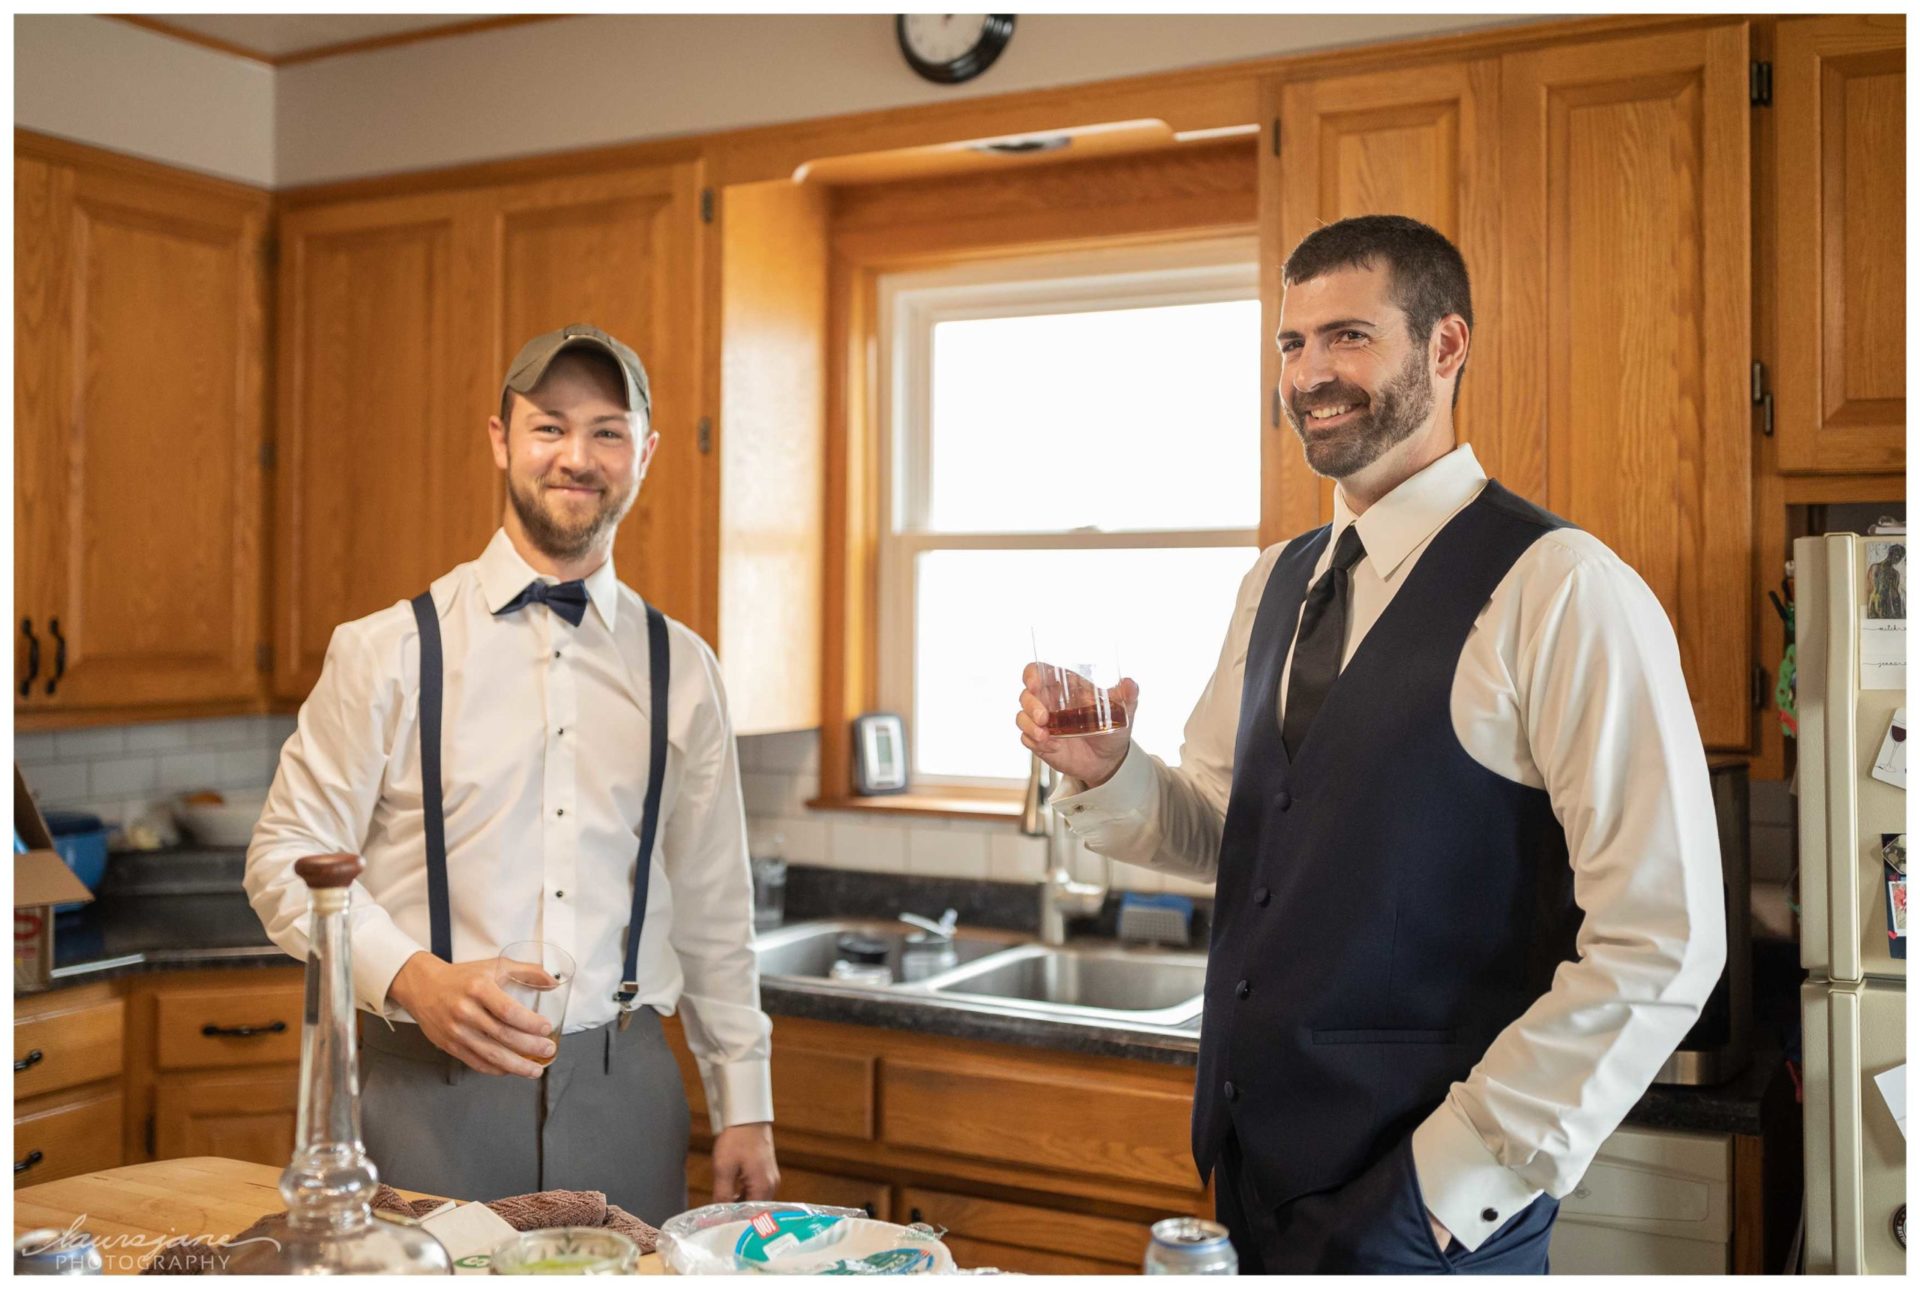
xmin=1750 ymin=61 xmax=1772 ymax=107
xmin=1751 ymin=360 xmax=1774 ymax=438
xmin=700 ymin=189 xmax=714 ymax=223
xmin=697 ymin=416 xmax=713 ymax=455
xmin=256 ymin=643 xmax=272 ymax=674
xmin=1271 ymin=118 xmax=1281 ymax=157
xmin=143 ymin=1114 xmax=156 ymax=1157
xmin=259 ymin=440 xmax=276 ymax=470
xmin=1752 ymin=664 xmax=1769 ymax=711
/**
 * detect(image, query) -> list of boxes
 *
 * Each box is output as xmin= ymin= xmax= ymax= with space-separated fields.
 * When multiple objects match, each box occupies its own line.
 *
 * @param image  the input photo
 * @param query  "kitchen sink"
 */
xmin=751 ymin=919 xmax=1011 ymax=981
xmin=927 ymin=945 xmax=1207 ymax=1026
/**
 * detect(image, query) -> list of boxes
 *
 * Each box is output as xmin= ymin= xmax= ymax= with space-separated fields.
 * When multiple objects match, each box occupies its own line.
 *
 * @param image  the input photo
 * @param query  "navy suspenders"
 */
xmin=408 ymin=590 xmax=670 ymax=1009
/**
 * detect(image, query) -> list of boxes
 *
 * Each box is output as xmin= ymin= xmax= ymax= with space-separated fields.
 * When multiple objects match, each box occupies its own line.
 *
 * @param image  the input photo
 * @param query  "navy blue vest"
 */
xmin=1194 ymin=480 xmax=1583 ymax=1210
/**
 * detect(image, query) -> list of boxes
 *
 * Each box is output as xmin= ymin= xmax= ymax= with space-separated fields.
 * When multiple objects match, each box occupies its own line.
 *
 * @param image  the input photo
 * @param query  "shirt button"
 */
xmin=1223 ymin=1080 xmax=1239 ymax=1102
xmin=552 ymin=650 xmax=562 ymax=660
xmin=557 ymin=728 xmax=566 ymax=737
xmin=556 ymin=808 xmax=566 ymax=817
xmin=554 ymin=890 xmax=565 ymax=899
xmin=1276 ymin=790 xmax=1293 ymax=811
xmin=1235 ymin=979 xmax=1251 ymax=1001
xmin=1481 ymin=1208 xmax=1499 ymax=1223
xmin=1254 ymin=887 xmax=1271 ymax=907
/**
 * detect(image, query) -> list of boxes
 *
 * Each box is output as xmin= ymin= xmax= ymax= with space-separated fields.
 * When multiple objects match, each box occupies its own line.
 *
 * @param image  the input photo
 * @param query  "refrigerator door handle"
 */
xmin=1829 ymin=985 xmax=1866 ymax=1274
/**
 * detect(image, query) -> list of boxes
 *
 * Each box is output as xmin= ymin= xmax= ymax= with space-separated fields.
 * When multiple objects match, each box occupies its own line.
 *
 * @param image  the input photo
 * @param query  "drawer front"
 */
xmin=882 ymin=1056 xmax=1199 ymax=1192
xmin=773 ymin=1045 xmax=876 ymax=1140
xmin=14 ymin=1090 xmax=125 ymax=1187
xmin=14 ymin=997 xmax=124 ymax=1100
xmin=155 ymin=984 xmax=305 ymax=1070
xmin=688 ymin=1155 xmax=890 ymax=1219
xmin=900 ymin=1186 xmax=1153 ymax=1268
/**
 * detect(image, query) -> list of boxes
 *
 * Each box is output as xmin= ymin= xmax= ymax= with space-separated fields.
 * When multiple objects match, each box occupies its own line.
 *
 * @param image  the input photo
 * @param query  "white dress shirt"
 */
xmin=246 ymin=529 xmax=772 ymax=1132
xmin=1055 ymin=444 xmax=1726 ymax=1252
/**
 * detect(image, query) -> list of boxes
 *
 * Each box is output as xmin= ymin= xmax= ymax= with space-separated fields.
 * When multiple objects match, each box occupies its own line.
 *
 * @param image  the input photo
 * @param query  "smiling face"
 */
xmin=1276 ymin=263 xmax=1439 ymax=481
xmin=487 ymin=350 xmax=656 ymax=565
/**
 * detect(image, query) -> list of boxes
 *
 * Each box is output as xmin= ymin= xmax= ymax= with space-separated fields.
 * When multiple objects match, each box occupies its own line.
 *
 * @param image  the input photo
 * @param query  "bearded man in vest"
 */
xmin=1017 ymin=215 xmax=1725 ymax=1273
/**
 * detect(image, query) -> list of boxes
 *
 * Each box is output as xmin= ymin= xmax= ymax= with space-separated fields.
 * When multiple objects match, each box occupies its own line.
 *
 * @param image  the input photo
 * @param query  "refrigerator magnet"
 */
xmin=1871 ymin=709 xmax=1906 ymax=791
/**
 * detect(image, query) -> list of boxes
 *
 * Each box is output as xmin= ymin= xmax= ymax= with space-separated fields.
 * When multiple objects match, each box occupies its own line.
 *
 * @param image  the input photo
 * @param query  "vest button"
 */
xmin=1276 ymin=790 xmax=1293 ymax=811
xmin=1223 ymin=1080 xmax=1239 ymax=1102
xmin=1235 ymin=979 xmax=1250 ymax=1000
xmin=1254 ymin=887 xmax=1271 ymax=907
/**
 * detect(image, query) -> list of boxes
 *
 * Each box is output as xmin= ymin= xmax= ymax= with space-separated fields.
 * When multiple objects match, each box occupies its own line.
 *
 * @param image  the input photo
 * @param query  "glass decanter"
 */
xmin=220 ymin=853 xmax=451 ymax=1275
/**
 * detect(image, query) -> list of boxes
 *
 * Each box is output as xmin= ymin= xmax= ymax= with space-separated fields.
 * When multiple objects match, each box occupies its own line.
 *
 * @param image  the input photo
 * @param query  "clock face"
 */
xmin=896 ymin=14 xmax=1014 ymax=85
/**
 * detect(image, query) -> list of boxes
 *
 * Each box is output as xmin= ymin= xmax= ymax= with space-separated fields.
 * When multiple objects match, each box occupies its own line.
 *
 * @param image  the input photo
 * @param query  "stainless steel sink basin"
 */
xmin=927 ymin=944 xmax=1207 ymax=1026
xmin=752 ymin=919 xmax=1010 ymax=981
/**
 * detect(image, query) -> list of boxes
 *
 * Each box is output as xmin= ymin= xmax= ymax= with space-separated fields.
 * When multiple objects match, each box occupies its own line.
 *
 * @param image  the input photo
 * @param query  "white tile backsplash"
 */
xmin=988 ymin=832 xmax=1046 ymax=883
xmin=826 ymin=818 xmax=908 ymax=873
xmin=907 ymin=825 xmax=991 ymax=879
xmin=17 ymin=714 xmax=292 ymax=825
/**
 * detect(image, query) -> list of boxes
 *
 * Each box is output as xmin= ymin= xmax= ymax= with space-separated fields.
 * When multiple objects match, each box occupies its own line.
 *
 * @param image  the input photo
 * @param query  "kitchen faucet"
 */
xmin=1020 ymin=753 xmax=1107 ymax=945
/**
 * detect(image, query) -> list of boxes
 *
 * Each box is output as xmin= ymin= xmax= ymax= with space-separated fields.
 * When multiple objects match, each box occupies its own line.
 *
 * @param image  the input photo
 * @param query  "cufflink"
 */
xmin=1481 ymin=1207 xmax=1499 ymax=1223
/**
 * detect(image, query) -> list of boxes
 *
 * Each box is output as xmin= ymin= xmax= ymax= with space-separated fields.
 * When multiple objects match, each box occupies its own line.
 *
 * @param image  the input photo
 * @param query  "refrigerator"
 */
xmin=1795 ymin=533 xmax=1907 ymax=1275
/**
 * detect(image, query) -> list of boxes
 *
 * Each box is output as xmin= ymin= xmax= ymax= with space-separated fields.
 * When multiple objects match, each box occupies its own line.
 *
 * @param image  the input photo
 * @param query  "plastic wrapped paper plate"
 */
xmin=659 ymin=1203 xmax=956 ymax=1275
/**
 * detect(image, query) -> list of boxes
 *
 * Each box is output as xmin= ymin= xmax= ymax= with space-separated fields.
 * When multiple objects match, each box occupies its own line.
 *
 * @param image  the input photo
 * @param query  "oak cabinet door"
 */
xmin=1772 ymin=15 xmax=1906 ymax=475
xmin=1499 ymin=24 xmax=1753 ymax=748
xmin=481 ymin=164 xmax=709 ymax=637
xmin=1265 ymin=59 xmax=1502 ymax=539
xmin=274 ymin=190 xmax=489 ymax=699
xmin=14 ymin=139 xmax=268 ymax=715
xmin=153 ymin=1068 xmax=299 ymax=1168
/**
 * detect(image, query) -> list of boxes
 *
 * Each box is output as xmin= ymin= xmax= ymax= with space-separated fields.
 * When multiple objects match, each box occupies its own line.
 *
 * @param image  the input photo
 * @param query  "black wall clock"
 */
xmin=896 ymin=15 xmax=1015 ymax=85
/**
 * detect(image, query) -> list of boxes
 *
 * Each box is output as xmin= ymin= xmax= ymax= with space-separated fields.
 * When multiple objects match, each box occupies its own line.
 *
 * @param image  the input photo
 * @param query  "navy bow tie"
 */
xmin=496 ymin=579 xmax=590 ymax=628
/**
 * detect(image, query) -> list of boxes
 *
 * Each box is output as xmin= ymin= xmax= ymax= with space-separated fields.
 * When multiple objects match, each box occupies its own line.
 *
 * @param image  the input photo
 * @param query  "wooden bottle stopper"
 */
xmin=294 ymin=853 xmax=364 ymax=890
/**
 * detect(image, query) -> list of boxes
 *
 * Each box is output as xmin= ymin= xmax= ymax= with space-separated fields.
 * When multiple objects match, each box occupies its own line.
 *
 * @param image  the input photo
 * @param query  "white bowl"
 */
xmin=172 ymin=788 xmax=269 ymax=848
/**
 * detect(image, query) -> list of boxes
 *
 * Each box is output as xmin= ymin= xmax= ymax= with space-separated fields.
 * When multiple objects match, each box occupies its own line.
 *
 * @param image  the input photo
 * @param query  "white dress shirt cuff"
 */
xmin=704 ymin=1058 xmax=774 ymax=1135
xmin=1409 ymin=1098 xmax=1544 ymax=1253
xmin=353 ymin=922 xmax=429 ymax=1021
xmin=1051 ymin=740 xmax=1155 ymax=826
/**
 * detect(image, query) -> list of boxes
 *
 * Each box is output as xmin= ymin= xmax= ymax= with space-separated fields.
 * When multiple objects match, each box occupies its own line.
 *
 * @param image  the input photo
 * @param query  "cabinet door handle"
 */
xmin=201 ymin=1020 xmax=288 ymax=1039
xmin=15 ymin=1150 xmax=44 ymax=1175
xmin=45 ymin=616 xmax=65 ymax=696
xmin=862 ymin=1203 xmax=876 ymax=1219
xmin=19 ymin=617 xmax=39 ymax=698
xmin=909 ymin=1207 xmax=924 ymax=1226
xmin=14 ymin=1049 xmax=44 ymax=1073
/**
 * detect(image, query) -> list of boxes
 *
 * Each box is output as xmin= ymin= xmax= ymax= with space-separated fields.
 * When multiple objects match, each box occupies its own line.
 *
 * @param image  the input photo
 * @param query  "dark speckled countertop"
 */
xmin=33 ymin=854 xmax=1789 ymax=1135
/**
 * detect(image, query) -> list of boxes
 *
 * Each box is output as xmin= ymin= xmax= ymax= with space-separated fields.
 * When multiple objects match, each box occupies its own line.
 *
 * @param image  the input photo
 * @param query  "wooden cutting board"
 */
xmin=12 ymin=1156 xmax=664 ymax=1274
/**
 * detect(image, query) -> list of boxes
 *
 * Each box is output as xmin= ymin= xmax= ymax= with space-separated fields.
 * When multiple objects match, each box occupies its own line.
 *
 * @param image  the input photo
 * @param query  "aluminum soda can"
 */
xmin=15 ymin=1229 xmax=104 ymax=1275
xmin=1144 ymin=1217 xmax=1237 ymax=1275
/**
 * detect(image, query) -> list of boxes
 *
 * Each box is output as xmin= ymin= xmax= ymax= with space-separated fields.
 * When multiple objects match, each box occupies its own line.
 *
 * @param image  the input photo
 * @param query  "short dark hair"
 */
xmin=1282 ymin=214 xmax=1473 ymax=406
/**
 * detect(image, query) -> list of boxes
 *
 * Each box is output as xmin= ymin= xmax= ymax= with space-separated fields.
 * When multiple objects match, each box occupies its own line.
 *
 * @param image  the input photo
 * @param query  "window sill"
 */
xmin=807 ymin=792 xmax=1024 ymax=823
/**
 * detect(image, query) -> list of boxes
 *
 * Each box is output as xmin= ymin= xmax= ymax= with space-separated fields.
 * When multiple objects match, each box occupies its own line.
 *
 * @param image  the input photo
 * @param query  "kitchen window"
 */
xmin=875 ymin=239 xmax=1261 ymax=787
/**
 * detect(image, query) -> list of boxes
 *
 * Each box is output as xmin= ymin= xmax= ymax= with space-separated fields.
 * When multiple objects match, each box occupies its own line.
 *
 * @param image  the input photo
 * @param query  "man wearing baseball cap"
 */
xmin=246 ymin=324 xmax=779 ymax=1218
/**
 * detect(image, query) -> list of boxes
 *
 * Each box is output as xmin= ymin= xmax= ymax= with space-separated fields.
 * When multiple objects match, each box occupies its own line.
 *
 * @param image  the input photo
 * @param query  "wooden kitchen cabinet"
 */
xmin=14 ymin=133 xmax=270 ymax=727
xmin=13 ymin=981 xmax=127 ymax=1188
xmin=124 ymin=967 xmax=303 ymax=1170
xmin=1770 ymin=15 xmax=1906 ymax=475
xmin=1497 ymin=22 xmax=1754 ymax=749
xmin=686 ymin=1153 xmax=890 ymax=1220
xmin=900 ymin=1186 xmax=1148 ymax=1275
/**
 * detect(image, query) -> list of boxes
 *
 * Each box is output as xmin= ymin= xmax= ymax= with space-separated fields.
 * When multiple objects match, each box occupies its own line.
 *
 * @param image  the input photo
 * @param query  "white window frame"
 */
xmin=874 ymin=237 xmax=1261 ymax=790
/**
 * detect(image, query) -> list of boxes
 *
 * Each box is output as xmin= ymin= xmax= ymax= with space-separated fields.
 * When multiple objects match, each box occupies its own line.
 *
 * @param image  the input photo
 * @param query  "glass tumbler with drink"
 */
xmin=1029 ymin=628 xmax=1130 ymax=740
xmin=494 ymin=941 xmax=574 ymax=1067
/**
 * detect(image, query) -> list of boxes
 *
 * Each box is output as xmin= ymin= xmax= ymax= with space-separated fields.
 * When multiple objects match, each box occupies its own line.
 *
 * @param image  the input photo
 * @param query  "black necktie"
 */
xmin=496 ymin=579 xmax=590 ymax=628
xmin=1282 ymin=524 xmax=1366 ymax=760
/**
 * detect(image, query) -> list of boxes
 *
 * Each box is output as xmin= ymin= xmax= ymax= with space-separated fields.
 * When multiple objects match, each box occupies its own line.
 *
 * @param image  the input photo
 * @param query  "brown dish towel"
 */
xmin=141 ymin=1184 xmax=659 ymax=1274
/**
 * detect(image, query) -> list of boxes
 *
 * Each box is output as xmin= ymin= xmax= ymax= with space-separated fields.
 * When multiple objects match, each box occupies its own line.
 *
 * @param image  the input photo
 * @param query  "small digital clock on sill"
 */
xmin=852 ymin=712 xmax=909 ymax=795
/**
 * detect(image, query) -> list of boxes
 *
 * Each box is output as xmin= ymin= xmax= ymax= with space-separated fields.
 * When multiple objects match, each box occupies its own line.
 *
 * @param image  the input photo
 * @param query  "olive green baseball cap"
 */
xmin=500 ymin=323 xmax=651 ymax=418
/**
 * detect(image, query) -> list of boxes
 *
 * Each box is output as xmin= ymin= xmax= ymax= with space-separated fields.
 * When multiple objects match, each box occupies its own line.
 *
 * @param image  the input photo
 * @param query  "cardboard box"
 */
xmin=15 ymin=766 xmax=94 ymax=992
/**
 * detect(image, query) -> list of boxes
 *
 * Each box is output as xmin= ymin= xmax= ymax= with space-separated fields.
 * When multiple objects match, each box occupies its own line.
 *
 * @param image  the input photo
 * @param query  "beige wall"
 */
xmin=274 ymin=13 xmax=1529 ymax=185
xmin=12 ymin=14 xmax=1535 ymax=190
xmin=14 ymin=14 xmax=276 ymax=187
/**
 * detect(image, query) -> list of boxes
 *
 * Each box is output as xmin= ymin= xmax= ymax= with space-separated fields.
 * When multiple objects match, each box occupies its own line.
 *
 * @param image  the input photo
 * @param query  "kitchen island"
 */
xmin=11 ymin=1156 xmax=667 ymax=1275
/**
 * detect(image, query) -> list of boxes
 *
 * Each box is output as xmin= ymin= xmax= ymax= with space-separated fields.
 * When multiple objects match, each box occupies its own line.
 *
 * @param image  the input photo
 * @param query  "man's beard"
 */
xmin=506 ymin=467 xmax=636 ymax=562
xmin=1284 ymin=346 xmax=1434 ymax=479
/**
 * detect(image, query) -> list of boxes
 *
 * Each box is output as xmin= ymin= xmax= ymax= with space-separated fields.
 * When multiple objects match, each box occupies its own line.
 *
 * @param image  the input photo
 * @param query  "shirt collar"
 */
xmin=1330 ymin=444 xmax=1488 ymax=582
xmin=475 ymin=528 xmax=620 ymax=630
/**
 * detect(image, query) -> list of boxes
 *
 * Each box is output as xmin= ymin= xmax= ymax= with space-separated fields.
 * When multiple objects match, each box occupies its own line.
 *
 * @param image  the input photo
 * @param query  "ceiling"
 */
xmin=137 ymin=15 xmax=498 ymax=61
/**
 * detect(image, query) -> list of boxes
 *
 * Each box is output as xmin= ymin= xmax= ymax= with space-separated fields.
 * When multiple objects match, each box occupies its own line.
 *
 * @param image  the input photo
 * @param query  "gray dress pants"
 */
xmin=358 ymin=1009 xmax=692 ymax=1224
